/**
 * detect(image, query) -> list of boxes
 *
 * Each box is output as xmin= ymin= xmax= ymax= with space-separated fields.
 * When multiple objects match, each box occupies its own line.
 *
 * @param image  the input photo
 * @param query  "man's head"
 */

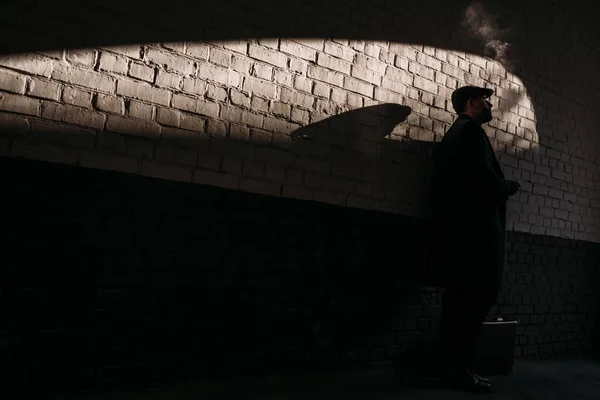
xmin=451 ymin=86 xmax=494 ymax=124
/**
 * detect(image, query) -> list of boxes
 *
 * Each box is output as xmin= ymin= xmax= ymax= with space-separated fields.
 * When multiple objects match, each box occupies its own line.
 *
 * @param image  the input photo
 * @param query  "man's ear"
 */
xmin=465 ymin=98 xmax=475 ymax=110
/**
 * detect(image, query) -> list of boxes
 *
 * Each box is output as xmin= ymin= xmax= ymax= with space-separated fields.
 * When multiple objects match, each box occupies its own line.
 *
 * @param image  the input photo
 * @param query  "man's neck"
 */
xmin=460 ymin=112 xmax=481 ymax=124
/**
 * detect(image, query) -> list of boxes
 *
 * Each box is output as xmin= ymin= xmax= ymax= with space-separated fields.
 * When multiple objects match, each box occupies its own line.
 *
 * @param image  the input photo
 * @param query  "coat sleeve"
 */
xmin=455 ymin=123 xmax=510 ymax=207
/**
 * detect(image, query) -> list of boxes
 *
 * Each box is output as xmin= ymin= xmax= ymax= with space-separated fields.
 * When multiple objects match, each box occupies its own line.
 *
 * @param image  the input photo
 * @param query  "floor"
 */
xmin=58 ymin=359 xmax=600 ymax=399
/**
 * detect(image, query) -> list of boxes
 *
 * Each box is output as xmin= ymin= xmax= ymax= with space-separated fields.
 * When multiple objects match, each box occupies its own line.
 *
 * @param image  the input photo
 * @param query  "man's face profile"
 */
xmin=469 ymin=96 xmax=493 ymax=123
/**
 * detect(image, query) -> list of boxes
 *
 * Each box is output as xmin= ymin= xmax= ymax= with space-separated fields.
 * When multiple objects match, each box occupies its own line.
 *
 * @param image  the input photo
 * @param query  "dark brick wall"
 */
xmin=1 ymin=156 xmax=599 ymax=396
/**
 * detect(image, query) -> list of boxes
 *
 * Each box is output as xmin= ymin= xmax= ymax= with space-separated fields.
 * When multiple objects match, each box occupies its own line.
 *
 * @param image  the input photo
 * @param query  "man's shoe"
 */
xmin=449 ymin=368 xmax=492 ymax=394
xmin=473 ymin=372 xmax=490 ymax=383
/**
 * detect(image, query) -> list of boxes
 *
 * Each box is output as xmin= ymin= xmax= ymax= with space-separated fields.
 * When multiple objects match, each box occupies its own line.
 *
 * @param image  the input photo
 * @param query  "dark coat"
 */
xmin=426 ymin=114 xmax=509 ymax=292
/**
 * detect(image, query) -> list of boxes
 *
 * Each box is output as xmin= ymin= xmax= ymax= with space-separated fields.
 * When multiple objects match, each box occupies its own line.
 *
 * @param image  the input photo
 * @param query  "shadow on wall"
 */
xmin=290 ymin=103 xmax=435 ymax=217
xmin=0 ymin=106 xmax=439 ymax=395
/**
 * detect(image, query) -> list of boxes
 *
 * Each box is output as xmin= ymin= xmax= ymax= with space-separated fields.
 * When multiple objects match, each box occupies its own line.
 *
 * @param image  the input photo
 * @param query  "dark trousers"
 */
xmin=439 ymin=287 xmax=498 ymax=371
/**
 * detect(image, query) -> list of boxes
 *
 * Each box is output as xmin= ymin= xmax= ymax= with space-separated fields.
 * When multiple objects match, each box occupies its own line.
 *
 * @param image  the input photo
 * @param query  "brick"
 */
xmin=196 ymin=151 xmax=220 ymax=169
xmin=317 ymin=53 xmax=352 ymax=74
xmin=115 ymin=131 xmax=150 ymax=158
xmin=351 ymin=65 xmax=382 ymax=85
xmin=263 ymin=116 xmax=300 ymax=134
xmin=222 ymin=155 xmax=242 ymax=173
xmin=417 ymin=52 xmax=442 ymax=70
xmin=289 ymin=58 xmax=308 ymax=74
xmin=291 ymin=107 xmax=310 ymax=124
xmin=409 ymin=62 xmax=435 ymax=80
xmin=343 ymin=76 xmax=374 ymax=97
xmin=0 ymin=112 xmax=30 ymax=135
xmin=27 ymin=77 xmax=61 ymax=100
xmin=242 ymin=161 xmax=265 ymax=179
xmin=307 ymin=65 xmax=344 ymax=88
xmin=294 ymin=39 xmax=324 ymax=51
xmin=220 ymin=105 xmax=263 ymax=128
xmin=95 ymin=94 xmax=123 ymax=114
xmin=156 ymin=70 xmax=182 ymax=89
xmin=206 ymin=84 xmax=228 ymax=101
xmin=65 ymin=49 xmax=96 ymax=67
xmin=414 ymin=76 xmax=438 ymax=94
xmin=280 ymin=40 xmax=317 ymax=61
xmin=248 ymin=44 xmax=288 ymax=68
xmin=230 ymin=89 xmax=250 ymax=108
xmin=53 ymin=64 xmax=116 ymax=92
xmin=79 ymin=151 xmax=138 ymax=173
xmin=430 ymin=108 xmax=453 ymax=124
xmin=11 ymin=140 xmax=78 ymax=169
xmin=313 ymin=82 xmax=330 ymax=98
xmin=141 ymin=161 xmax=193 ymax=183
xmin=0 ymin=54 xmax=53 ymax=77
xmin=162 ymin=42 xmax=185 ymax=53
xmin=364 ymin=43 xmax=381 ymax=58
xmin=99 ymin=52 xmax=129 ymax=74
xmin=30 ymin=120 xmax=95 ymax=148
xmin=116 ymin=79 xmax=170 ymax=105
xmin=172 ymin=94 xmax=220 ymax=118
xmin=374 ymin=88 xmax=403 ymax=103
xmin=180 ymin=113 xmax=206 ymax=132
xmin=127 ymin=100 xmax=153 ymax=120
xmin=222 ymin=41 xmax=248 ymax=54
xmin=160 ymin=127 xmax=208 ymax=149
xmin=331 ymin=88 xmax=348 ymax=105
xmin=156 ymin=108 xmax=181 ymax=126
xmin=249 ymin=128 xmax=271 ymax=144
xmin=255 ymin=38 xmax=277 ymax=50
xmin=100 ymin=45 xmax=141 ymax=59
xmin=62 ymin=87 xmax=92 ymax=108
xmin=198 ymin=62 xmax=241 ymax=87
xmin=11 ymin=140 xmax=79 ymax=165
xmin=270 ymin=102 xmax=291 ymax=118
xmin=323 ymin=41 xmax=355 ymax=62
xmin=206 ymin=118 xmax=228 ymax=138
xmin=355 ymin=54 xmax=387 ymax=75
xmin=243 ymin=77 xmax=277 ymax=98
xmin=128 ymin=62 xmax=155 ymax=82
xmin=106 ymin=115 xmax=160 ymax=137
xmin=42 ymin=102 xmax=104 ymax=130
xmin=209 ymin=47 xmax=231 ymax=67
xmin=95 ymin=131 xmax=125 ymax=153
xmin=0 ymin=69 xmax=27 ymax=94
xmin=280 ymin=88 xmax=315 ymax=109
xmin=231 ymin=56 xmax=252 ymax=74
xmin=185 ymin=42 xmax=210 ymax=60
xmin=256 ymin=147 xmax=293 ymax=165
xmin=145 ymin=47 xmax=195 ymax=75
xmin=272 ymin=70 xmax=292 ymax=88
xmin=389 ymin=43 xmax=417 ymax=61
xmin=294 ymin=75 xmax=313 ymax=93
xmin=182 ymin=77 xmax=207 ymax=95
xmin=253 ymin=63 xmax=273 ymax=80
xmin=0 ymin=92 xmax=40 ymax=116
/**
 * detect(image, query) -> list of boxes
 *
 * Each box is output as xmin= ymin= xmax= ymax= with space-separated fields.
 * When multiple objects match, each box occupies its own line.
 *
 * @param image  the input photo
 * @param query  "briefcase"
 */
xmin=472 ymin=319 xmax=517 ymax=376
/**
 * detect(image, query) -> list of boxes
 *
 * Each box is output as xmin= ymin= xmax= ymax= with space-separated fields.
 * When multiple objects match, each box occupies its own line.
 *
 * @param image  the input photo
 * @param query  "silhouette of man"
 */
xmin=427 ymin=86 xmax=520 ymax=393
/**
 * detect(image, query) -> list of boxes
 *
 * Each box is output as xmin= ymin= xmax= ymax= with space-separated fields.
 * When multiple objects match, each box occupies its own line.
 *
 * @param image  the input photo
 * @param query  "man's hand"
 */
xmin=507 ymin=180 xmax=521 ymax=196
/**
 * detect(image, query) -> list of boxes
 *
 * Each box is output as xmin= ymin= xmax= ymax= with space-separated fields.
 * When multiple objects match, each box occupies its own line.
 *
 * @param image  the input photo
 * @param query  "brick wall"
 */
xmin=1 ymin=0 xmax=600 ymax=395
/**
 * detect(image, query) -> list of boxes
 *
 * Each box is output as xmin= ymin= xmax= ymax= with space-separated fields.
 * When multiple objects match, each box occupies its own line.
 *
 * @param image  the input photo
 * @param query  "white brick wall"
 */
xmin=0 ymin=33 xmax=598 ymax=242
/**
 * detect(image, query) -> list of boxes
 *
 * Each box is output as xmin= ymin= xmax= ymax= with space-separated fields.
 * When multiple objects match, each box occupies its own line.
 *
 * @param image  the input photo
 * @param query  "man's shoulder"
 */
xmin=443 ymin=117 xmax=483 ymax=144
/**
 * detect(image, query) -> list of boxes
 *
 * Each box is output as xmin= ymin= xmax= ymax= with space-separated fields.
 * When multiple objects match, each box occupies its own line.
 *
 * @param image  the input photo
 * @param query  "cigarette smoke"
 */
xmin=462 ymin=2 xmax=513 ymax=70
